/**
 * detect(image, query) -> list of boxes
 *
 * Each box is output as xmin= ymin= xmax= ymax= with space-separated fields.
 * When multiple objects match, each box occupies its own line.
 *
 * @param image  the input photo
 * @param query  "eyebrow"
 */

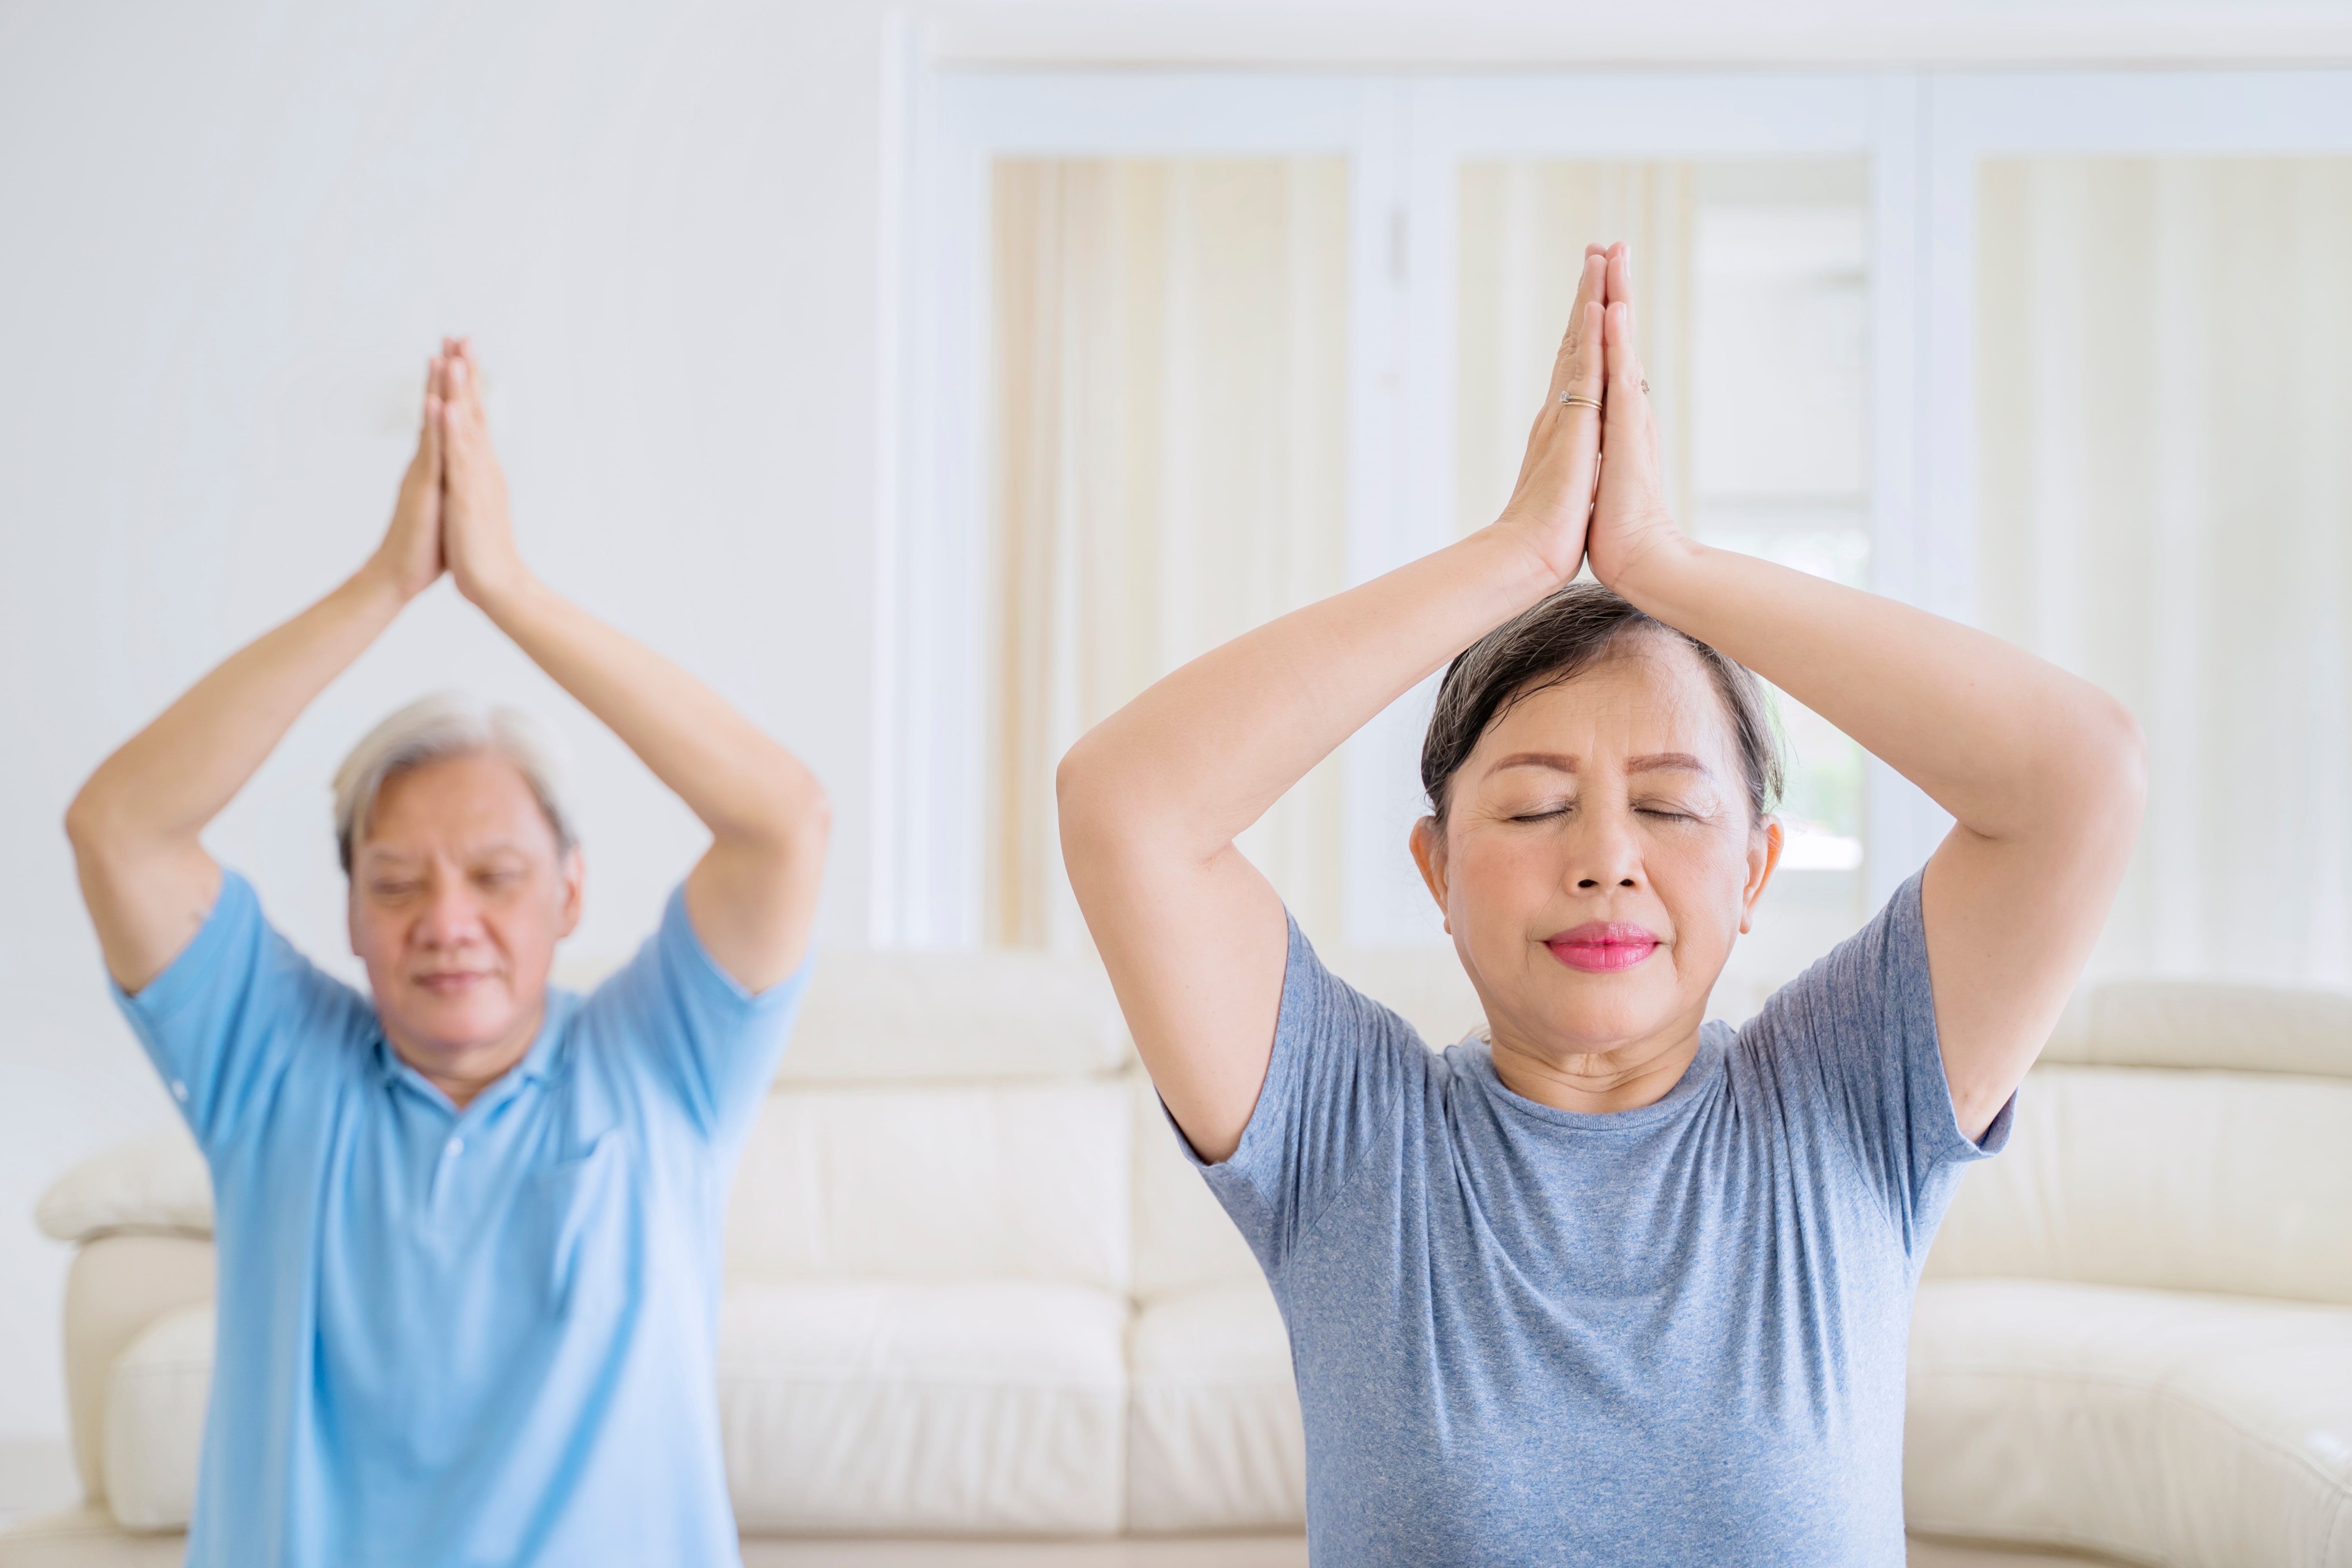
xmin=1483 ymin=751 xmax=1714 ymax=779
xmin=360 ymin=841 xmax=533 ymax=867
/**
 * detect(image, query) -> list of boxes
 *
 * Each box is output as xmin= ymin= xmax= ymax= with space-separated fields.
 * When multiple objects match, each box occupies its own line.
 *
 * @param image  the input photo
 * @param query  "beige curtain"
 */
xmin=989 ymin=158 xmax=1350 ymax=951
xmin=1455 ymin=162 xmax=1697 ymax=537
xmin=1978 ymin=158 xmax=2352 ymax=984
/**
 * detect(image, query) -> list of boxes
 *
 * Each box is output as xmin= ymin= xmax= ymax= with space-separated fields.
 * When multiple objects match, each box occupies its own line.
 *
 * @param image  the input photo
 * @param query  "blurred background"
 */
xmin=3 ymin=0 xmax=2350 ymax=1511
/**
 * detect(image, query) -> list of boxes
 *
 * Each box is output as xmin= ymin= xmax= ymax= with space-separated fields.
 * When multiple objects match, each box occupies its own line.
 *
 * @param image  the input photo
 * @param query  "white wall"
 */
xmin=0 ymin=0 xmax=889 ymax=1443
xmin=1 ymin=0 xmax=2339 ymax=1448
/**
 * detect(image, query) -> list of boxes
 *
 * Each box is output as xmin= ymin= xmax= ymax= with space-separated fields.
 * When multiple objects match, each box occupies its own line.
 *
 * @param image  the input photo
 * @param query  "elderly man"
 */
xmin=64 ymin=339 xmax=828 ymax=1567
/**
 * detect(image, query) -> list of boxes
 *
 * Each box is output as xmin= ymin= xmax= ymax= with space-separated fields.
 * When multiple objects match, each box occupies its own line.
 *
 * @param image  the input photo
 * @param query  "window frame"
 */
xmin=875 ymin=58 xmax=2352 ymax=946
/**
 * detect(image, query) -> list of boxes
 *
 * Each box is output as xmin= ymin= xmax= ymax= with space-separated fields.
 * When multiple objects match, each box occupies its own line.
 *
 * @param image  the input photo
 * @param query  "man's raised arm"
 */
xmin=432 ymin=342 xmax=828 ymax=992
xmin=66 ymin=362 xmax=450 ymax=991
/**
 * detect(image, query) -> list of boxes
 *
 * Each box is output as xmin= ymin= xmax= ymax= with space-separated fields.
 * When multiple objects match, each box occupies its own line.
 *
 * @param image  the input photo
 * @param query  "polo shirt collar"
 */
xmin=372 ymin=990 xmax=576 ymax=1110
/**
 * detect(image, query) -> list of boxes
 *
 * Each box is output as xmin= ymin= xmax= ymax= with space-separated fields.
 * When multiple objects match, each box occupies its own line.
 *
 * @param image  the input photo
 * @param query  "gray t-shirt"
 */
xmin=1181 ymin=874 xmax=2011 ymax=1566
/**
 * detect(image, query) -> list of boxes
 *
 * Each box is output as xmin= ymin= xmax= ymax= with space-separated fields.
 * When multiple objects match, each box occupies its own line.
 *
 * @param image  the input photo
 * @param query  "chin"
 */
xmin=394 ymin=991 xmax=527 ymax=1054
xmin=1531 ymin=978 xmax=1683 ymax=1049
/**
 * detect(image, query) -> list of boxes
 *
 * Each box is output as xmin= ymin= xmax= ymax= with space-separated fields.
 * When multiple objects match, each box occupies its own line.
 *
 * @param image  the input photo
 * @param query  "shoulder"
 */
xmin=1270 ymin=916 xmax=1439 ymax=1077
xmin=1747 ymin=873 xmax=1931 ymax=1044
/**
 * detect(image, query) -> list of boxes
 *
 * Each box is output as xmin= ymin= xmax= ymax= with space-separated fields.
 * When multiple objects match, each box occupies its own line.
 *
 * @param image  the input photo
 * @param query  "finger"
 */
xmin=458 ymin=343 xmax=490 ymax=431
xmin=1572 ymin=300 xmax=1603 ymax=401
xmin=446 ymin=352 xmax=481 ymax=430
xmin=1547 ymin=254 xmax=1608 ymax=400
xmin=440 ymin=399 xmax=471 ymax=483
xmin=1605 ymin=242 xmax=1635 ymax=330
xmin=1603 ymin=301 xmax=1650 ymax=435
xmin=415 ymin=358 xmax=442 ymax=458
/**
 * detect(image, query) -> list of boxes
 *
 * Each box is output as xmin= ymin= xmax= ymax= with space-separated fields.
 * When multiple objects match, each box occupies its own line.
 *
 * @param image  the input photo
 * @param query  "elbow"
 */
xmin=1054 ymin=736 xmax=1118 ymax=853
xmin=2058 ymin=695 xmax=2148 ymax=851
xmin=2092 ymin=695 xmax=2149 ymax=818
xmin=63 ymin=781 xmax=118 ymax=857
xmin=769 ymin=774 xmax=831 ymax=860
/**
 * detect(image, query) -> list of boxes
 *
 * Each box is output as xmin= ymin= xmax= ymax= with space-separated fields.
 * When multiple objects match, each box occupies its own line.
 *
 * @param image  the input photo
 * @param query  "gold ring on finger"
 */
xmin=1559 ymin=394 xmax=1602 ymax=411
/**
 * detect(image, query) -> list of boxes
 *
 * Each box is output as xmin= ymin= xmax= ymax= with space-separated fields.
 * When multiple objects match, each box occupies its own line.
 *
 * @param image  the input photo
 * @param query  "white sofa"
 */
xmin=15 ymin=952 xmax=2352 ymax=1563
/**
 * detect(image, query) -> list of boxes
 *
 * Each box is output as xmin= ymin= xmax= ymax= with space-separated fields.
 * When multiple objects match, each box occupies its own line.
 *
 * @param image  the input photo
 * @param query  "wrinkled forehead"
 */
xmin=1467 ymin=637 xmax=1741 ymax=780
xmin=358 ymin=752 xmax=563 ymax=862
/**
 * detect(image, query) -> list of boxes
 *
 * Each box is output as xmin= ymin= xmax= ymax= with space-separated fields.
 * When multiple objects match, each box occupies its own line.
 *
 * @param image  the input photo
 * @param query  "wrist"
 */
xmin=1483 ymin=515 xmax=1584 ymax=600
xmin=1595 ymin=519 xmax=1700 ymax=607
xmin=350 ymin=553 xmax=424 ymax=612
xmin=465 ymin=562 xmax=545 ymax=625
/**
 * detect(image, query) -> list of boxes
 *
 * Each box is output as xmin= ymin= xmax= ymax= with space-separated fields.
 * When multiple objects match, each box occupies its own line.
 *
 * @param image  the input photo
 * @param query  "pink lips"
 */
xmin=1544 ymin=922 xmax=1662 ymax=973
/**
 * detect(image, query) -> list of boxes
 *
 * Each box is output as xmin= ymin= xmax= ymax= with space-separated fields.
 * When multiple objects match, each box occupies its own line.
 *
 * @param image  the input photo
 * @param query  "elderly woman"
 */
xmin=1057 ymin=245 xmax=2144 ymax=1564
xmin=64 ymin=341 xmax=828 ymax=1567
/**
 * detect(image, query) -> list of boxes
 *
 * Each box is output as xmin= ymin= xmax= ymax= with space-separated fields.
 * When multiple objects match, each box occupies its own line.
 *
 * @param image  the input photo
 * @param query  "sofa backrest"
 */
xmin=1924 ymin=978 xmax=2352 ymax=1305
xmin=721 ymin=950 xmax=1142 ymax=1292
xmin=726 ymin=1078 xmax=1136 ymax=1291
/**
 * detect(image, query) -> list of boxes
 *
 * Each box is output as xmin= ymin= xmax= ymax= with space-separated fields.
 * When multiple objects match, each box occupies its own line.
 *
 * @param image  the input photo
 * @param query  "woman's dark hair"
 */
xmin=1420 ymin=581 xmax=1785 ymax=828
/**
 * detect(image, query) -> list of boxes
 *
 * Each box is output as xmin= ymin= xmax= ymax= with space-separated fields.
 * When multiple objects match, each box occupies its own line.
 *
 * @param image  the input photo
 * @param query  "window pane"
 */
xmin=1977 ymin=157 xmax=2352 ymax=984
xmin=988 ymin=158 xmax=1350 ymax=949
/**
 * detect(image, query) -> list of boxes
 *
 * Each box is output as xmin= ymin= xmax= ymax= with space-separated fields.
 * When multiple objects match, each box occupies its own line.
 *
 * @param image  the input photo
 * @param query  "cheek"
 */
xmin=1645 ymin=833 xmax=1754 ymax=935
xmin=350 ymin=904 xmax=405 ymax=966
xmin=485 ymin=906 xmax=559 ymax=983
xmin=1445 ymin=833 xmax=1557 ymax=918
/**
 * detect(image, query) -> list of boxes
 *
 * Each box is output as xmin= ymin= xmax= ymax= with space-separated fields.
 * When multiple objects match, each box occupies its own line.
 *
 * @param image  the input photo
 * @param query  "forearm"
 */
xmin=1062 ymin=524 xmax=1560 ymax=856
xmin=477 ymin=577 xmax=825 ymax=848
xmin=1610 ymin=536 xmax=2141 ymax=841
xmin=68 ymin=566 xmax=408 ymax=851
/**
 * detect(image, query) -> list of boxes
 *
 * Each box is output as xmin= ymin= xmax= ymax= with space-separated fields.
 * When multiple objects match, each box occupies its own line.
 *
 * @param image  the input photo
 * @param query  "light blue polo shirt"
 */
xmin=112 ymin=870 xmax=809 ymax=1568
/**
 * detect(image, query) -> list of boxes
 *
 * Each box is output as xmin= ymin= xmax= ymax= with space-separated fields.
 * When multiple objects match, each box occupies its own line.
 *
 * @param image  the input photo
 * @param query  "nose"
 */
xmin=1566 ymin=800 xmax=1644 ymax=894
xmin=414 ymin=875 xmax=487 ymax=950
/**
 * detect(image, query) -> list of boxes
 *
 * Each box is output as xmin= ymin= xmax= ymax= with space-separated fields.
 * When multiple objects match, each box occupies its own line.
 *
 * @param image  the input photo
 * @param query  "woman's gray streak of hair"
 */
xmin=1419 ymin=580 xmax=1786 ymax=828
xmin=332 ymin=693 xmax=577 ymax=873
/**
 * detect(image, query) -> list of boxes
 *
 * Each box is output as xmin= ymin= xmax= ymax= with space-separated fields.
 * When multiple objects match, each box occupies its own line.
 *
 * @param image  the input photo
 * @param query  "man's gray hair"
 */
xmin=332 ymin=693 xmax=578 ymax=873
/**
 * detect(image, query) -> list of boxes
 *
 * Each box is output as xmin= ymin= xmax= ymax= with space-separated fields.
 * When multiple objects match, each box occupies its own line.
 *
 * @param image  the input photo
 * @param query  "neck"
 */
xmin=387 ymin=1000 xmax=546 ymax=1111
xmin=1486 ymin=1018 xmax=1704 ymax=1115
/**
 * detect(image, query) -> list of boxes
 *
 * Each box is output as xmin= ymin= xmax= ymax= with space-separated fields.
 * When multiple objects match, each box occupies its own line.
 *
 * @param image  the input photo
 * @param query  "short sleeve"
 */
xmin=1170 ymin=912 xmax=1426 ymax=1278
xmin=110 ymin=870 xmax=368 ymax=1155
xmin=1740 ymin=871 xmax=2013 ymax=1256
xmin=582 ymin=884 xmax=811 ymax=1150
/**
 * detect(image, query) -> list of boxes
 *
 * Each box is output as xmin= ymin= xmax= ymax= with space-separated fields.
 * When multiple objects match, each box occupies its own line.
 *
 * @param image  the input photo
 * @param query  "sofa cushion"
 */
xmin=102 ymin=1303 xmax=212 ymax=1532
xmin=717 ymin=1279 xmax=1128 ymax=1535
xmin=1906 ymin=1278 xmax=2352 ymax=1567
xmin=37 ymin=1125 xmax=211 ymax=1245
xmin=1127 ymin=1279 xmax=1304 ymax=1534
xmin=1924 ymin=1065 xmax=2352 ymax=1304
xmin=726 ymin=1080 xmax=1132 ymax=1292
xmin=773 ymin=950 xmax=1133 ymax=1084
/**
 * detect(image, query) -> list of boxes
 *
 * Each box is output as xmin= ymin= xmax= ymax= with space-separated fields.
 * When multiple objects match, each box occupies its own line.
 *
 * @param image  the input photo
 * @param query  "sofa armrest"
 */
xmin=62 ymin=1233 xmax=216 ymax=1510
xmin=37 ymin=1125 xmax=212 ymax=1243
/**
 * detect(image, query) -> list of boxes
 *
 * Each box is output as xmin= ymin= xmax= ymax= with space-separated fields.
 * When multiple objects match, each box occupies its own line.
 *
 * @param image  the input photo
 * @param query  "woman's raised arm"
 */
xmin=1584 ymin=252 xmax=2145 ymax=1139
xmin=1059 ymin=251 xmax=1615 ymax=1163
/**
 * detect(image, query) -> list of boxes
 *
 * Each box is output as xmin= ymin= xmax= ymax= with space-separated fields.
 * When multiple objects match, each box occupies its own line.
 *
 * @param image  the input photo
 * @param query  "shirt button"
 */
xmin=171 ymin=1081 xmax=189 ymax=1103
xmin=446 ymin=1137 xmax=463 ymax=1157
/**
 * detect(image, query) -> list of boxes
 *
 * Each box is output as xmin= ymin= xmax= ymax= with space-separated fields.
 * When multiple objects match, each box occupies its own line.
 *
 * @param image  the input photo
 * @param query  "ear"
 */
xmin=1408 ymin=816 xmax=1453 ymax=935
xmin=557 ymin=847 xmax=586 ymax=941
xmin=347 ymin=877 xmax=363 ymax=957
xmin=1737 ymin=818 xmax=1784 ymax=935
